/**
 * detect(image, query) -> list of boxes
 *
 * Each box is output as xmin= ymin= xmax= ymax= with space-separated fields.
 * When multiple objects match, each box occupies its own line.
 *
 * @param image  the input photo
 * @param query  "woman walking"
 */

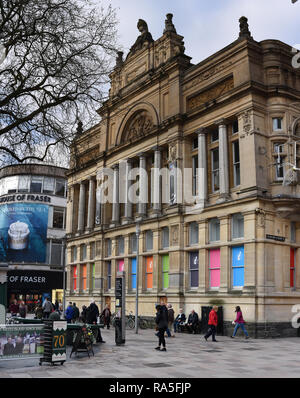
xmin=231 ymin=306 xmax=249 ymax=339
xmin=155 ymin=304 xmax=168 ymax=351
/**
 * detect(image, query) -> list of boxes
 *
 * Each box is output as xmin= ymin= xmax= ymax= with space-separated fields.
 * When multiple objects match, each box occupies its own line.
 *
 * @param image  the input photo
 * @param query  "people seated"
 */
xmin=173 ymin=308 xmax=186 ymax=333
xmin=186 ymin=309 xmax=199 ymax=334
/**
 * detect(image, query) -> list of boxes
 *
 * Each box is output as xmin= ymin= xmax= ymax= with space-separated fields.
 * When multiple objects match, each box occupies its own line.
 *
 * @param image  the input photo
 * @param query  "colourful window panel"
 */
xmin=189 ymin=252 xmax=199 ymax=288
xmin=290 ymin=248 xmax=296 ymax=288
xmin=232 ymin=246 xmax=244 ymax=287
xmin=72 ymin=265 xmax=77 ymax=291
xmin=209 ymin=249 xmax=220 ymax=288
xmin=82 ymin=264 xmax=87 ymax=291
xmin=146 ymin=256 xmax=153 ymax=289
xmin=118 ymin=259 xmax=124 ymax=272
xmin=131 ymin=258 xmax=137 ymax=289
xmin=162 ymin=255 xmax=169 ymax=289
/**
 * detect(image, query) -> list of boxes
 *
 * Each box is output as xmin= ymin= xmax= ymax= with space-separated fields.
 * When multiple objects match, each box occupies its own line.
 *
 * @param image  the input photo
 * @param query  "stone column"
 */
xmin=138 ymin=154 xmax=147 ymax=218
xmin=112 ymin=164 xmax=120 ymax=225
xmin=124 ymin=160 xmax=133 ymax=221
xmin=66 ymin=185 xmax=74 ymax=234
xmin=77 ymin=181 xmax=86 ymax=232
xmin=152 ymin=147 xmax=162 ymax=214
xmin=87 ymin=177 xmax=95 ymax=230
xmin=217 ymin=120 xmax=229 ymax=199
xmin=197 ymin=128 xmax=207 ymax=205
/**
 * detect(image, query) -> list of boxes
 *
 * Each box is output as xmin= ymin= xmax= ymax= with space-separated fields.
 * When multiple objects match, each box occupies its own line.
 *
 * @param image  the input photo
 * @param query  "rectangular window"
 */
xmin=117 ymin=236 xmax=124 ymax=255
xmin=53 ymin=207 xmax=65 ymax=229
xmin=107 ymin=261 xmax=112 ymax=290
xmin=232 ymin=140 xmax=241 ymax=186
xmin=209 ymin=249 xmax=221 ymax=288
xmin=91 ymin=263 xmax=95 ymax=290
xmin=72 ymin=246 xmax=77 ymax=262
xmin=18 ymin=176 xmax=30 ymax=193
xmin=290 ymin=248 xmax=296 ymax=288
xmin=72 ymin=266 xmax=77 ymax=291
xmin=274 ymin=143 xmax=285 ymax=180
xmin=232 ymin=213 xmax=244 ymax=239
xmin=162 ymin=255 xmax=169 ymax=289
xmin=30 ymin=177 xmax=43 ymax=193
xmin=291 ymin=222 xmax=296 ymax=243
xmin=106 ymin=239 xmax=112 ymax=257
xmin=209 ymin=218 xmax=220 ymax=242
xmin=145 ymin=230 xmax=153 ymax=251
xmin=162 ymin=227 xmax=169 ymax=249
xmin=232 ymin=246 xmax=244 ymax=288
xmin=192 ymin=137 xmax=198 ymax=150
xmin=189 ymin=222 xmax=198 ymax=245
xmin=146 ymin=256 xmax=153 ymax=289
xmin=232 ymin=120 xmax=239 ymax=134
xmin=55 ymin=179 xmax=66 ymax=197
xmin=131 ymin=233 xmax=137 ymax=253
xmin=273 ymin=117 xmax=283 ymax=131
xmin=192 ymin=155 xmax=198 ymax=196
xmin=211 ymin=130 xmax=219 ymax=142
xmin=81 ymin=264 xmax=87 ymax=291
xmin=212 ymin=148 xmax=220 ymax=192
xmin=6 ymin=176 xmax=18 ymax=193
xmin=80 ymin=245 xmax=87 ymax=261
xmin=131 ymin=258 xmax=137 ymax=289
xmin=189 ymin=252 xmax=199 ymax=288
xmin=43 ymin=177 xmax=55 ymax=194
xmin=90 ymin=242 xmax=95 ymax=259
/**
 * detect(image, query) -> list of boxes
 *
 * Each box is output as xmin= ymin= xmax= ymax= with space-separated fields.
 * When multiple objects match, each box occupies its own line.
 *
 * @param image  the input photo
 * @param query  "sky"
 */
xmin=100 ymin=0 xmax=300 ymax=65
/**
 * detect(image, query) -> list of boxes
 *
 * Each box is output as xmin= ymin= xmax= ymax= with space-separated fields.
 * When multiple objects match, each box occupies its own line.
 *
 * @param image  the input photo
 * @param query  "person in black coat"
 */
xmin=86 ymin=300 xmax=105 ymax=344
xmin=155 ymin=304 xmax=168 ymax=351
xmin=101 ymin=305 xmax=111 ymax=329
xmin=186 ymin=309 xmax=199 ymax=334
xmin=80 ymin=305 xmax=88 ymax=323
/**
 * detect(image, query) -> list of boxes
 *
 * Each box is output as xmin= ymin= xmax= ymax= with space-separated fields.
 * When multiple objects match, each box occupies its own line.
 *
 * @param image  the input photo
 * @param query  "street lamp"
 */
xmin=135 ymin=222 xmax=140 ymax=334
xmin=61 ymin=237 xmax=66 ymax=317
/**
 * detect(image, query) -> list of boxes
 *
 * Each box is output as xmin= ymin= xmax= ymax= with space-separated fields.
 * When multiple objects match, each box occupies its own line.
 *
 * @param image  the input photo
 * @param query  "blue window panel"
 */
xmin=131 ymin=258 xmax=137 ymax=289
xmin=232 ymin=246 xmax=244 ymax=267
xmin=233 ymin=267 xmax=244 ymax=287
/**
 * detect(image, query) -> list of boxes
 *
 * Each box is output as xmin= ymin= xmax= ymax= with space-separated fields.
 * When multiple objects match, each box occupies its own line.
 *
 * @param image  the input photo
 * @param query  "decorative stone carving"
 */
xmin=123 ymin=111 xmax=154 ymax=143
xmin=164 ymin=13 xmax=177 ymax=34
xmin=127 ymin=19 xmax=154 ymax=58
xmin=242 ymin=110 xmax=252 ymax=135
xmin=187 ymin=77 xmax=234 ymax=111
xmin=171 ymin=225 xmax=179 ymax=245
xmin=239 ymin=16 xmax=252 ymax=39
xmin=115 ymin=51 xmax=124 ymax=68
xmin=168 ymin=142 xmax=177 ymax=162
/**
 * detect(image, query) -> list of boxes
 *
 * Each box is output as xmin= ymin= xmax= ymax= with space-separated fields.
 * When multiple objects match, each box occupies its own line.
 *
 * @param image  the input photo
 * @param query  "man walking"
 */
xmin=101 ymin=304 xmax=111 ymax=329
xmin=204 ymin=306 xmax=218 ymax=342
xmin=166 ymin=304 xmax=175 ymax=337
xmin=42 ymin=297 xmax=53 ymax=319
xmin=72 ymin=302 xmax=80 ymax=323
xmin=65 ymin=302 xmax=74 ymax=323
xmin=155 ymin=304 xmax=168 ymax=351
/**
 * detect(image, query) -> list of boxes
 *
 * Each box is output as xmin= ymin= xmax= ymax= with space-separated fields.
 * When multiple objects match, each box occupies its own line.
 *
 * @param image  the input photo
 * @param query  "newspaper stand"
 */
xmin=39 ymin=320 xmax=67 ymax=366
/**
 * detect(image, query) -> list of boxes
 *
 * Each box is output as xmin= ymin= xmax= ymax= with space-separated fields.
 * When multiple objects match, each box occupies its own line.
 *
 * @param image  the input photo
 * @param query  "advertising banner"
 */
xmin=0 ymin=324 xmax=44 ymax=360
xmin=0 ymin=203 xmax=49 ymax=263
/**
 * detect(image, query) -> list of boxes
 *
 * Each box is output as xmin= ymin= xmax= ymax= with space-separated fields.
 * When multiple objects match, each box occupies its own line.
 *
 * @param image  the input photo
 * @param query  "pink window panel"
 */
xmin=118 ymin=259 xmax=125 ymax=272
xmin=209 ymin=249 xmax=220 ymax=288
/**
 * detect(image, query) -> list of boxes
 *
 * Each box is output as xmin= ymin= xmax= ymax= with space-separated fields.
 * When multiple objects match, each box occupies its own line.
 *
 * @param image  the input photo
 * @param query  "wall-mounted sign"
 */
xmin=0 ymin=203 xmax=49 ymax=263
xmin=266 ymin=234 xmax=286 ymax=242
xmin=7 ymin=270 xmax=63 ymax=290
xmin=0 ymin=194 xmax=51 ymax=204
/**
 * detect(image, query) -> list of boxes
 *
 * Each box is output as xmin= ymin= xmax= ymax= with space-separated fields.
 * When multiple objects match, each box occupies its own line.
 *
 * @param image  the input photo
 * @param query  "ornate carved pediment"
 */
xmin=122 ymin=111 xmax=154 ymax=143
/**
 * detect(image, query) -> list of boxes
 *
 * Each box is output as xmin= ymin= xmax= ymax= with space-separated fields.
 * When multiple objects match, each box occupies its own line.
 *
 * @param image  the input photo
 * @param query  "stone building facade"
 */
xmin=66 ymin=15 xmax=300 ymax=337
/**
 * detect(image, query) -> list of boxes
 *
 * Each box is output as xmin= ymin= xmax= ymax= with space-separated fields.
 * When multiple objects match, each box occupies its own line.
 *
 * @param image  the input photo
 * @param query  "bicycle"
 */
xmin=127 ymin=311 xmax=148 ymax=329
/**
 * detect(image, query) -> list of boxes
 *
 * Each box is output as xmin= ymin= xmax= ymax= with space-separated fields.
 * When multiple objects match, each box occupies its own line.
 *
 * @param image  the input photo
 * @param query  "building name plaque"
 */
xmin=266 ymin=234 xmax=286 ymax=242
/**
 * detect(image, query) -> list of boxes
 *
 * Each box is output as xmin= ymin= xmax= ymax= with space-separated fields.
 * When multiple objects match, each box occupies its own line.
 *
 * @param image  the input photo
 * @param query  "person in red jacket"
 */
xmin=204 ymin=305 xmax=218 ymax=342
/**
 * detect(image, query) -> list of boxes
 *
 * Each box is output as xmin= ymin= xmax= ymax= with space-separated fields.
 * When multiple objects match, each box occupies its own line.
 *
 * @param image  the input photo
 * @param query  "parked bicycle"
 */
xmin=127 ymin=311 xmax=148 ymax=329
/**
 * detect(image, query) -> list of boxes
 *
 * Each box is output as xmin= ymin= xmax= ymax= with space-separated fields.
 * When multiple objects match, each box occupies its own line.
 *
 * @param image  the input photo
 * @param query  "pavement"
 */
xmin=0 ymin=327 xmax=299 ymax=379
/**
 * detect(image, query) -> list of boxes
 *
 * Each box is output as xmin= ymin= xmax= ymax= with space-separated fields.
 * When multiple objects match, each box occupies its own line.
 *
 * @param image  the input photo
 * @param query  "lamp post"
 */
xmin=135 ymin=222 xmax=140 ymax=334
xmin=62 ymin=237 xmax=66 ymax=317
